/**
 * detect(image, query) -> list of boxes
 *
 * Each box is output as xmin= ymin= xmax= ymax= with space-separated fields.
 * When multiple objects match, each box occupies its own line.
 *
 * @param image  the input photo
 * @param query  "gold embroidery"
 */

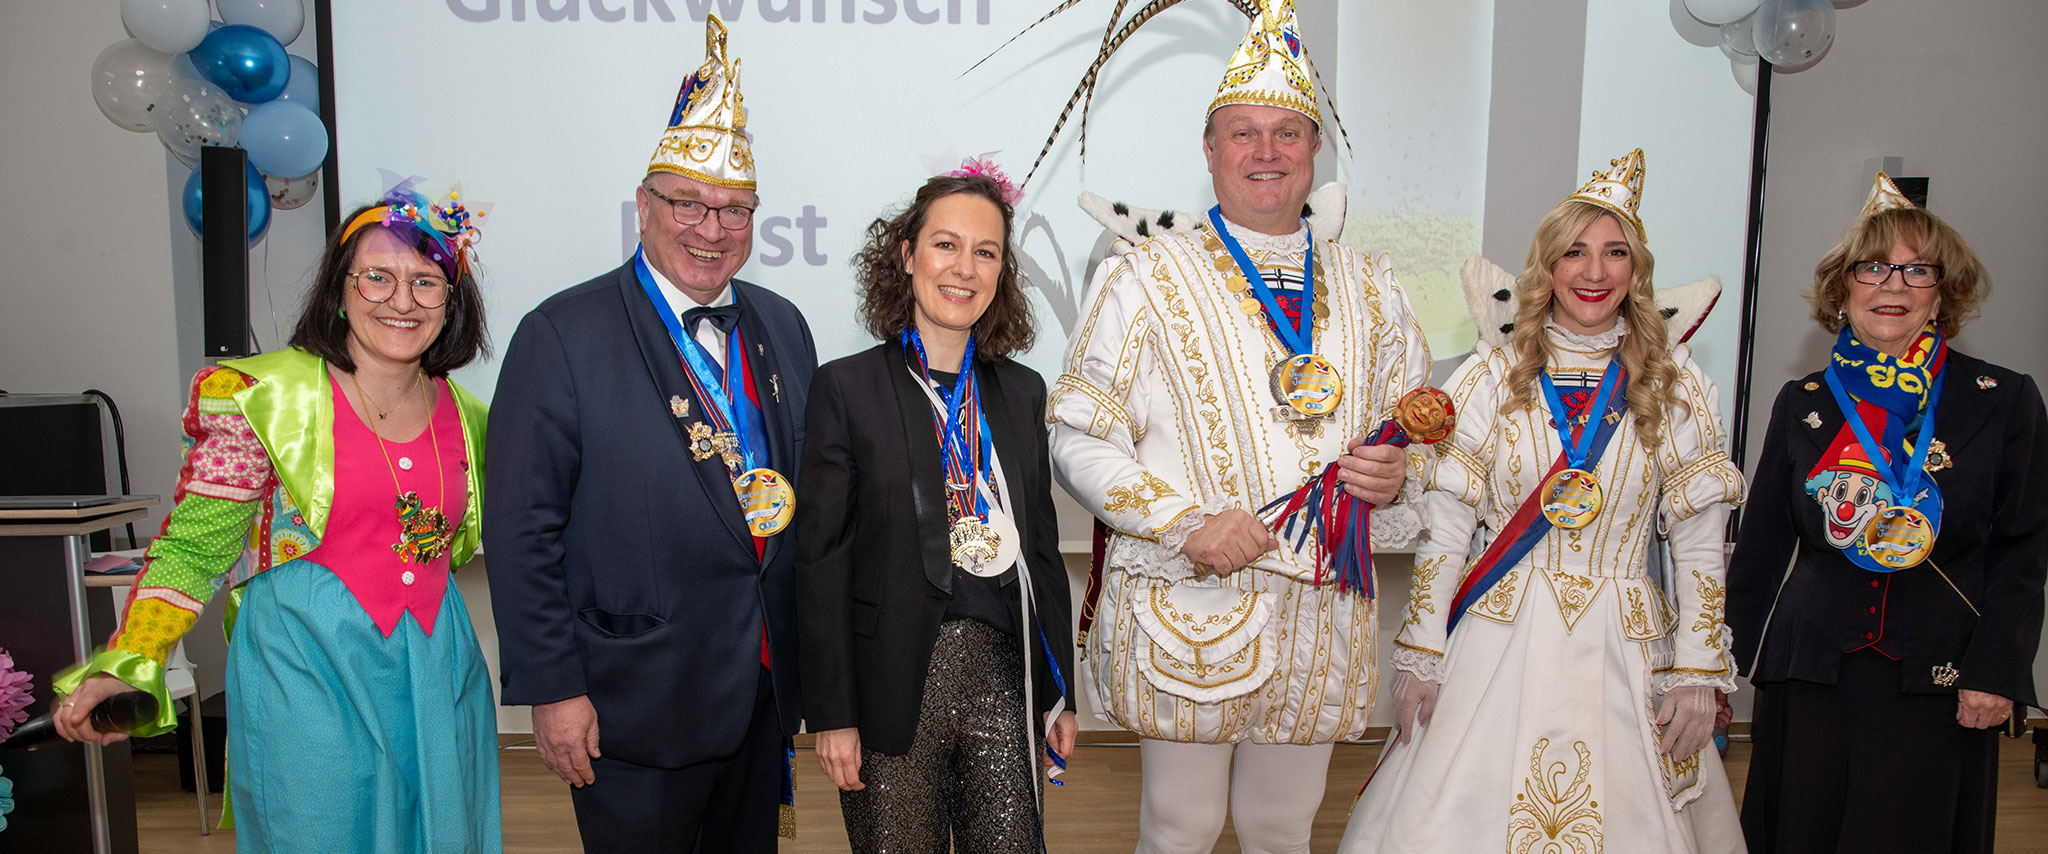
xmin=1403 ymin=554 xmax=1446 ymax=633
xmin=1508 ymin=738 xmax=1603 ymax=854
xmin=1548 ymin=571 xmax=1597 ymax=629
xmin=1624 ymin=587 xmax=1651 ymax=638
xmin=1690 ymin=569 xmax=1728 ymax=650
xmin=1104 ymin=473 xmax=1177 ymax=517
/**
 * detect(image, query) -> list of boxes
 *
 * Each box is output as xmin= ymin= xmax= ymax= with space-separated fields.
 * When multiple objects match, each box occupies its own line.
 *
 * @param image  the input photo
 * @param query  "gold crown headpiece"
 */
xmin=1860 ymin=172 xmax=1914 ymax=215
xmin=647 ymin=15 xmax=755 ymax=190
xmin=1563 ymin=148 xmax=1647 ymax=243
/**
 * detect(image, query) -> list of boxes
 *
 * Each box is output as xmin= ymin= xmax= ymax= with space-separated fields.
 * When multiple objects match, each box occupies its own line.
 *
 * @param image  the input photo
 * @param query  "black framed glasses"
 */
xmin=349 ymin=267 xmax=451 ymax=308
xmin=1850 ymin=260 xmax=1942 ymax=288
xmin=643 ymin=184 xmax=756 ymax=230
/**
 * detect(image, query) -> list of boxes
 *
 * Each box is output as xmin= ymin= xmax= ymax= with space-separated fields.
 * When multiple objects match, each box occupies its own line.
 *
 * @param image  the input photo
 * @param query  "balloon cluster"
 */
xmin=1683 ymin=0 xmax=1845 ymax=96
xmin=91 ymin=0 xmax=329 ymax=244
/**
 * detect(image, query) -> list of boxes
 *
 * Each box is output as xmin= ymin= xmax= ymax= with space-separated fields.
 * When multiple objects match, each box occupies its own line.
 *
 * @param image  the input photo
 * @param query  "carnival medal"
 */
xmin=1537 ymin=361 xmax=1624 ymax=529
xmin=1205 ymin=206 xmax=1338 ymax=435
xmin=1820 ymin=326 xmax=1947 ymax=571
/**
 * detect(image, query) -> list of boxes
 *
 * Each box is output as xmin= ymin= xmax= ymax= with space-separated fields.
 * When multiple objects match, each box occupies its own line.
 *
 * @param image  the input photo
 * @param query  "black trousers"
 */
xmin=1742 ymin=651 xmax=1999 ymax=853
xmin=570 ymin=667 xmax=785 ymax=853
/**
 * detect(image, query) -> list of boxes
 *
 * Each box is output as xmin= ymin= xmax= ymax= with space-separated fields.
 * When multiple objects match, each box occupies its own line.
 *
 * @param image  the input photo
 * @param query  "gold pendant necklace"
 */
xmin=351 ymin=369 xmax=453 ymax=563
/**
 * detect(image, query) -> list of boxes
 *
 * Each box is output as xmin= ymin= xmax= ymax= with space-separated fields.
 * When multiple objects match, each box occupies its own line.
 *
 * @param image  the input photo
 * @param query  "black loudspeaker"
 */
xmin=200 ymin=146 xmax=251 ymax=358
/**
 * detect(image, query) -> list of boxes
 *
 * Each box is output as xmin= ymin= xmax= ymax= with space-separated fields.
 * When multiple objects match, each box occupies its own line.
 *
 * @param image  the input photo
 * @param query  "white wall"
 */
xmin=1735 ymin=0 xmax=2048 ymax=712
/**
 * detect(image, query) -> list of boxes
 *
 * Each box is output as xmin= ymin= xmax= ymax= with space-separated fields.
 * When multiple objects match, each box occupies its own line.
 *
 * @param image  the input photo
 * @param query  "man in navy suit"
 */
xmin=485 ymin=15 xmax=815 ymax=851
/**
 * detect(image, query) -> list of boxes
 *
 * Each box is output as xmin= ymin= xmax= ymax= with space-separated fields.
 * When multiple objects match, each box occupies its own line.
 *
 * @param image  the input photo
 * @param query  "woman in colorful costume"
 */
xmin=53 ymin=183 xmax=500 ymax=852
xmin=1340 ymin=150 xmax=1747 ymax=853
xmin=796 ymin=170 xmax=1076 ymax=852
xmin=1728 ymin=174 xmax=2047 ymax=852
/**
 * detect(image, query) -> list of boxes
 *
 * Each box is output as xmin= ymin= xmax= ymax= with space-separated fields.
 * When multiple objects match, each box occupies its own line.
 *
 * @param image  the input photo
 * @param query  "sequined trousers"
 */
xmin=840 ymin=618 xmax=1044 ymax=853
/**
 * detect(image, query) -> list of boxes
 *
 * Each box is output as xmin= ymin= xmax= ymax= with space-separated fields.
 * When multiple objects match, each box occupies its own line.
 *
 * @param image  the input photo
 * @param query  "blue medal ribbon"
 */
xmin=903 ymin=329 xmax=998 ymax=519
xmin=1207 ymin=206 xmax=1316 ymax=356
xmin=1539 ymin=360 xmax=1623 ymax=471
xmin=633 ymin=247 xmax=766 ymax=475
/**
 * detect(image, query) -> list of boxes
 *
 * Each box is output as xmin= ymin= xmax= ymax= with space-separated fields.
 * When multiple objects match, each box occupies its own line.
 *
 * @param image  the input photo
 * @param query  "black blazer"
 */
xmin=1729 ymin=349 xmax=2047 ymax=705
xmin=795 ymin=341 xmax=1074 ymax=756
xmin=485 ymin=262 xmax=817 ymax=768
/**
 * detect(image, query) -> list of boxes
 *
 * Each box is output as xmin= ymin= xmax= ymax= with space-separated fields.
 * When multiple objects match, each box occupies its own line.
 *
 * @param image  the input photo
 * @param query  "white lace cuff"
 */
xmin=1653 ymin=669 xmax=1736 ymax=694
xmin=1107 ymin=496 xmax=1234 ymax=582
xmin=1371 ymin=475 xmax=1427 ymax=550
xmin=1390 ymin=646 xmax=1446 ymax=683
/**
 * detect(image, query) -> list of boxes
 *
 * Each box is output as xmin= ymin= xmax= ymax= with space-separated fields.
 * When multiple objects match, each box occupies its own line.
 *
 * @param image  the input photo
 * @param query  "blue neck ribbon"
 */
xmin=1206 ymin=206 xmax=1316 ymax=356
xmin=1538 ymin=360 xmax=1623 ymax=470
xmin=633 ymin=247 xmax=765 ymax=474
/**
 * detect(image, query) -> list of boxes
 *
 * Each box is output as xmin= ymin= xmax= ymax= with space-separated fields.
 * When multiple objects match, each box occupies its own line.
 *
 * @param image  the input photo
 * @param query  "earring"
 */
xmin=1835 ymin=309 xmax=1844 ymax=323
xmin=339 ymin=307 xmax=348 ymax=319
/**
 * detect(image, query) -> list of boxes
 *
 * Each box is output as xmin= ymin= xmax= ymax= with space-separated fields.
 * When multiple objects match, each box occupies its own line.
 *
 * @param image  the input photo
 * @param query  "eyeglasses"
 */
xmin=350 ymin=267 xmax=451 ymax=308
xmin=1850 ymin=260 xmax=1942 ymax=288
xmin=643 ymin=185 xmax=756 ymax=230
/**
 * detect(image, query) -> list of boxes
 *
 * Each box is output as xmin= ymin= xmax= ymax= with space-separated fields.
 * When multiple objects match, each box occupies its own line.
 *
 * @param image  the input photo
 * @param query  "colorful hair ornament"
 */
xmin=947 ymin=153 xmax=1024 ymax=207
xmin=340 ymin=172 xmax=491 ymax=279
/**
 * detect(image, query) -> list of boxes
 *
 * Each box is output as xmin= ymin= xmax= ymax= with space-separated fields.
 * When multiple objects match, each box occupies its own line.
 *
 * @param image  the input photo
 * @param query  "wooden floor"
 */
xmin=135 ymin=736 xmax=2048 ymax=852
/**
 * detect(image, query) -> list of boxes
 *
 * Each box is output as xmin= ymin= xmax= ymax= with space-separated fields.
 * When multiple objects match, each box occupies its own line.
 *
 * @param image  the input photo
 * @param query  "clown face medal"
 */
xmin=735 ymin=468 xmax=794 ymax=536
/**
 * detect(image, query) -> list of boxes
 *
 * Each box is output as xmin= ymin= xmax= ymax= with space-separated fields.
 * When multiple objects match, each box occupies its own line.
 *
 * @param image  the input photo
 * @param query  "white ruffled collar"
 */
xmin=1217 ymin=214 xmax=1308 ymax=256
xmin=1545 ymin=314 xmax=1629 ymax=353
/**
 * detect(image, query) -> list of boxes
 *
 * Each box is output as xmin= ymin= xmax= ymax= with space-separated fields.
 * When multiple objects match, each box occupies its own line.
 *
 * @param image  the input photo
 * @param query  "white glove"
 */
xmin=1390 ymin=670 xmax=1441 ymax=745
xmin=1656 ymin=686 xmax=1715 ymax=759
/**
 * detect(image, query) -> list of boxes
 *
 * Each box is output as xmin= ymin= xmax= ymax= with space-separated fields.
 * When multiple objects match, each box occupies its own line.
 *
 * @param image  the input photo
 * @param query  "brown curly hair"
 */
xmin=853 ymin=175 xmax=1035 ymax=360
xmin=1807 ymin=207 xmax=1987 ymax=338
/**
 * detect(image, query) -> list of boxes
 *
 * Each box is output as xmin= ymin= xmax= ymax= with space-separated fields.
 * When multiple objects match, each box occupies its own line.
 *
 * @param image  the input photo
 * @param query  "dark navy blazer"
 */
xmin=486 ymin=262 xmax=816 ymax=768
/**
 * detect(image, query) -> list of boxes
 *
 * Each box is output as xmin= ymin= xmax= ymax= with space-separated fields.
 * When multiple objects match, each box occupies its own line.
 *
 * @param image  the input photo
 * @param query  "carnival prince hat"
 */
xmin=1564 ymin=148 xmax=1647 ymax=243
xmin=647 ymin=14 xmax=755 ymax=190
xmin=1209 ymin=0 xmax=1320 ymax=126
xmin=1861 ymin=171 xmax=1915 ymax=215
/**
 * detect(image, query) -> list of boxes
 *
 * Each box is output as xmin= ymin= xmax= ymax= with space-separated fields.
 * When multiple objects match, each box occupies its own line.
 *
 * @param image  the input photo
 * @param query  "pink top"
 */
xmin=302 ymin=375 xmax=468 ymax=637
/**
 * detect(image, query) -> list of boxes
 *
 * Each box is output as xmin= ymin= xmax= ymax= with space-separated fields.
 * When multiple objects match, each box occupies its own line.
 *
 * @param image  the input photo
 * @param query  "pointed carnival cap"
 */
xmin=1860 ymin=171 xmax=1914 ymax=215
xmin=1208 ymin=0 xmax=1320 ymax=126
xmin=1564 ymin=148 xmax=1647 ymax=242
xmin=647 ymin=14 xmax=755 ymax=190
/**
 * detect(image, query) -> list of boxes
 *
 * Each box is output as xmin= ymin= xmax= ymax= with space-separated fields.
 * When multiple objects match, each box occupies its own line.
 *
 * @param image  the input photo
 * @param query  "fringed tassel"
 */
xmin=1258 ymin=419 xmax=1419 ymax=601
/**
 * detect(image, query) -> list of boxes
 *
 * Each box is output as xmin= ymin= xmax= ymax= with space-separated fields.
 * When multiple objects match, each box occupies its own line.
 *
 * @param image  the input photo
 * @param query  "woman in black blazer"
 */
xmin=796 ymin=172 xmax=1077 ymax=852
xmin=1728 ymin=175 xmax=2048 ymax=853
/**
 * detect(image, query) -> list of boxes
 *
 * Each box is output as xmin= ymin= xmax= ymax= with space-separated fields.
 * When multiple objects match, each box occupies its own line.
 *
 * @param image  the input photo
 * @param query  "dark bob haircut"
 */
xmin=288 ymin=201 xmax=490 ymax=376
xmin=852 ymin=175 xmax=1035 ymax=361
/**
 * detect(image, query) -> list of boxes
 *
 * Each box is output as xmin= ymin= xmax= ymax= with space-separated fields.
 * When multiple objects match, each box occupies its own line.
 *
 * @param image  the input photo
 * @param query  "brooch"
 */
xmin=1977 ymin=376 xmax=1998 ymax=390
xmin=1803 ymin=381 xmax=1820 ymax=391
xmin=1931 ymin=662 xmax=1960 ymax=687
xmin=1923 ymin=438 xmax=1951 ymax=473
xmin=670 ymin=395 xmax=690 ymax=418
xmin=1802 ymin=411 xmax=1823 ymax=429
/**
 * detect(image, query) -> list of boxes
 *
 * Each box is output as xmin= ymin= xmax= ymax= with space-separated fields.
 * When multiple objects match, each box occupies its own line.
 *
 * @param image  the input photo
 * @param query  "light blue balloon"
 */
xmin=189 ymin=24 xmax=289 ymax=103
xmin=241 ymin=102 xmax=329 ymax=178
xmin=181 ymin=159 xmax=272 ymax=243
xmin=273 ymin=55 xmax=320 ymax=112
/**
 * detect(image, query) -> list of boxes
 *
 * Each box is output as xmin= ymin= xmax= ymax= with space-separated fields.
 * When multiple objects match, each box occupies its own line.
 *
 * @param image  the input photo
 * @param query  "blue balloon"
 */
xmin=181 ymin=159 xmax=272 ymax=244
xmin=189 ymin=24 xmax=288 ymax=102
xmin=241 ymin=102 xmax=328 ymax=178
xmin=273 ymin=55 xmax=320 ymax=112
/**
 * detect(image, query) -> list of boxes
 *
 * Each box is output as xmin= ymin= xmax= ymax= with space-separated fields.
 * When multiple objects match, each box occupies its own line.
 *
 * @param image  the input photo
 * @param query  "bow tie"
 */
xmin=682 ymin=303 xmax=741 ymax=337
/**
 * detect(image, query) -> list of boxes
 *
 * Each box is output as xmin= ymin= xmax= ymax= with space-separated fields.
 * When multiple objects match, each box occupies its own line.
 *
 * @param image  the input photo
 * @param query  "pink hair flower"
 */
xmin=949 ymin=154 xmax=1024 ymax=207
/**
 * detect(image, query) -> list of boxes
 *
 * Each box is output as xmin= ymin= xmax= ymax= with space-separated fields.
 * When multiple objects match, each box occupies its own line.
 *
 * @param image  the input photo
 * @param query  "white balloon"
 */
xmin=1755 ymin=0 xmax=1835 ymax=67
xmin=1685 ymin=0 xmax=1762 ymax=25
xmin=216 ymin=0 xmax=306 ymax=46
xmin=1719 ymin=12 xmax=1760 ymax=56
xmin=120 ymin=0 xmax=212 ymax=54
xmin=152 ymin=78 xmax=243 ymax=165
xmin=265 ymin=169 xmax=320 ymax=210
xmin=90 ymin=39 xmax=181 ymax=132
xmin=1731 ymin=56 xmax=1761 ymax=96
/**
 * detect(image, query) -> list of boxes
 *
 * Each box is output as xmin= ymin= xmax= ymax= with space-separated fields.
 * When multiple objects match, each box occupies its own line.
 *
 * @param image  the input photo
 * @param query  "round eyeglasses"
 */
xmin=350 ymin=268 xmax=451 ymax=309
xmin=1850 ymin=261 xmax=1942 ymax=289
xmin=643 ymin=184 xmax=756 ymax=231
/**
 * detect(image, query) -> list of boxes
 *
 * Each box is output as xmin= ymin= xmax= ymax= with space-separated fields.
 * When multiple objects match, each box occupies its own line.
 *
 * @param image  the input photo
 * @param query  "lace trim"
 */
xmin=1371 ymin=476 xmax=1426 ymax=549
xmin=1390 ymin=646 xmax=1446 ymax=682
xmin=1217 ymin=215 xmax=1309 ymax=257
xmin=1544 ymin=314 xmax=1630 ymax=353
xmin=1653 ymin=669 xmax=1736 ymax=694
xmin=1106 ymin=496 xmax=1234 ymax=581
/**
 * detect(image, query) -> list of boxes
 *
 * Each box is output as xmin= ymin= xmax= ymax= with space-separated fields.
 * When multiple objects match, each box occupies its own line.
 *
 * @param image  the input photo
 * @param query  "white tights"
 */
xmin=1135 ymin=738 xmax=1336 ymax=854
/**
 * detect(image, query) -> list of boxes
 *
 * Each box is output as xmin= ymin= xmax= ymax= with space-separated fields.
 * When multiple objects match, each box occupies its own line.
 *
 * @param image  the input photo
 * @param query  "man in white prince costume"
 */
xmin=1048 ymin=2 xmax=1431 ymax=850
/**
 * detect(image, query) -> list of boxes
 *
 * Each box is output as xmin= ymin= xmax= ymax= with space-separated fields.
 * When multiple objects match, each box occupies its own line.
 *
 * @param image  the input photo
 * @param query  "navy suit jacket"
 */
xmin=1729 ymin=349 xmax=2047 ymax=705
xmin=486 ymin=262 xmax=816 ymax=768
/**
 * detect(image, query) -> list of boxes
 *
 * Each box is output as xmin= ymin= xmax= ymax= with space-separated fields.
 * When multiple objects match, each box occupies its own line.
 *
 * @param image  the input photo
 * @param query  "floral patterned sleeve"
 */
xmin=54 ymin=367 xmax=272 ymax=735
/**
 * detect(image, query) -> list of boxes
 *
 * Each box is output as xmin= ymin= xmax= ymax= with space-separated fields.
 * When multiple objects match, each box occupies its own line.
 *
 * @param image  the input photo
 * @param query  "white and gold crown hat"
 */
xmin=1209 ymin=0 xmax=1320 ymax=125
xmin=1564 ymin=148 xmax=1648 ymax=242
xmin=647 ymin=14 xmax=755 ymax=190
xmin=1860 ymin=171 xmax=1914 ymax=214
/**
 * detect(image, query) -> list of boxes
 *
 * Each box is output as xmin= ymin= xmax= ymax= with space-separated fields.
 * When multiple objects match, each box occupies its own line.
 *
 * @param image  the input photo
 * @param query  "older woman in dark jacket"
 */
xmin=1728 ymin=174 xmax=2047 ymax=853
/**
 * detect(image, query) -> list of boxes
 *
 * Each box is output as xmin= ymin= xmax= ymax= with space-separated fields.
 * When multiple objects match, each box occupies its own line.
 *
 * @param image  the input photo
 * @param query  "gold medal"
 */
xmin=1863 ymin=505 xmax=1935 ymax=569
xmin=949 ymin=515 xmax=1003 ymax=572
xmin=1268 ymin=353 xmax=1343 ymax=417
xmin=733 ymin=468 xmax=795 ymax=536
xmin=1540 ymin=468 xmax=1604 ymax=529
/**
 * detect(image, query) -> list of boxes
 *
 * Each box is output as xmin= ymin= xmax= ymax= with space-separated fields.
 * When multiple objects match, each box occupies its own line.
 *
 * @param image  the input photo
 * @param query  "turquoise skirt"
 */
xmin=225 ymin=560 xmax=501 ymax=853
